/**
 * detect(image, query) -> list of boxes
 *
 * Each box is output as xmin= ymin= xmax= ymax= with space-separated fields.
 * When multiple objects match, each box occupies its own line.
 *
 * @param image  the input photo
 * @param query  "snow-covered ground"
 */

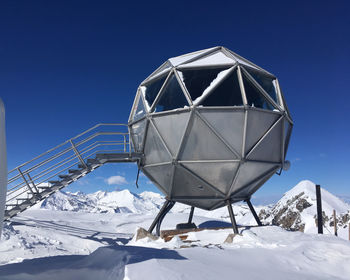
xmin=0 ymin=180 xmax=349 ymax=279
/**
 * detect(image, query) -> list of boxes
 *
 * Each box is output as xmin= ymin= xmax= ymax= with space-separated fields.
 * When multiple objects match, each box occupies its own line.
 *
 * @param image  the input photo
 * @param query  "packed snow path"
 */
xmin=1 ymin=209 xmax=350 ymax=280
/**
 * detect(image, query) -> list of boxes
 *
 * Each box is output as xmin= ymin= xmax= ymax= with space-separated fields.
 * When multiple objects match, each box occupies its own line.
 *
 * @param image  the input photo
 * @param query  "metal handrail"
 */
xmin=8 ymin=123 xmax=128 ymax=174
xmin=5 ymin=123 xmax=132 ymax=209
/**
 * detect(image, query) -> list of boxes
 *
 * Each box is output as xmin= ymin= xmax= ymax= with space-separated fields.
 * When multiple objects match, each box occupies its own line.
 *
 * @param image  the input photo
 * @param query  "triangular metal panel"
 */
xmin=229 ymin=161 xmax=278 ymax=195
xmin=130 ymin=119 xmax=147 ymax=152
xmin=199 ymin=110 xmax=244 ymax=156
xmin=247 ymin=118 xmax=283 ymax=162
xmin=153 ymin=74 xmax=189 ymax=112
xmin=181 ymin=161 xmax=239 ymax=194
xmin=284 ymin=118 xmax=292 ymax=156
xmin=168 ymin=51 xmax=207 ymax=67
xmin=143 ymin=122 xmax=172 ymax=165
xmin=179 ymin=51 xmax=235 ymax=68
xmin=245 ymin=109 xmax=280 ymax=155
xmin=152 ymin=112 xmax=190 ymax=157
xmin=171 ymin=165 xmax=223 ymax=198
xmin=179 ymin=113 xmax=237 ymax=160
xmin=143 ymin=163 xmax=174 ymax=195
xmin=131 ymin=92 xmax=147 ymax=122
xmin=177 ymin=66 xmax=232 ymax=102
xmin=175 ymin=198 xmax=223 ymax=211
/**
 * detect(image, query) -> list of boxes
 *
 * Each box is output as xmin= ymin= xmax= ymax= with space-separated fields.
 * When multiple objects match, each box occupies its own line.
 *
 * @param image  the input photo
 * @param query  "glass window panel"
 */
xmin=142 ymin=75 xmax=167 ymax=110
xmin=154 ymin=74 xmax=189 ymax=112
xmin=200 ymin=69 xmax=243 ymax=106
xmin=245 ymin=67 xmax=278 ymax=104
xmin=178 ymin=67 xmax=231 ymax=101
xmin=132 ymin=95 xmax=146 ymax=122
xmin=243 ymin=74 xmax=275 ymax=110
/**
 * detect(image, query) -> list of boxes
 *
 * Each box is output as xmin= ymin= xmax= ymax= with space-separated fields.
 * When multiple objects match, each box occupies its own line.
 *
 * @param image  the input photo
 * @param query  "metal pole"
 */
xmin=27 ymin=173 xmax=39 ymax=193
xmin=226 ymin=200 xmax=239 ymax=234
xmin=245 ymin=199 xmax=262 ymax=226
xmin=148 ymin=200 xmax=171 ymax=234
xmin=316 ymin=184 xmax=323 ymax=234
xmin=69 ymin=140 xmax=87 ymax=169
xmin=17 ymin=167 xmax=35 ymax=195
xmin=188 ymin=206 xmax=195 ymax=224
xmin=156 ymin=201 xmax=175 ymax=236
xmin=123 ymin=135 xmax=126 ymax=152
xmin=333 ymin=209 xmax=337 ymax=236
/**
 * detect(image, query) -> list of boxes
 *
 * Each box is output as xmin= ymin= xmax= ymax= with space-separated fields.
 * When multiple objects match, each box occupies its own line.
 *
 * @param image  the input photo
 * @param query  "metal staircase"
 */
xmin=4 ymin=123 xmax=142 ymax=221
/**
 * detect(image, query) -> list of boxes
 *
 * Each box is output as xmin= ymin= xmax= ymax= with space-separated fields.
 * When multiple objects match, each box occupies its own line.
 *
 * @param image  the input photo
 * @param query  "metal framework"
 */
xmin=4 ymin=123 xmax=142 ymax=221
xmin=129 ymin=46 xmax=293 ymax=233
xmin=1 ymin=46 xmax=293 ymax=236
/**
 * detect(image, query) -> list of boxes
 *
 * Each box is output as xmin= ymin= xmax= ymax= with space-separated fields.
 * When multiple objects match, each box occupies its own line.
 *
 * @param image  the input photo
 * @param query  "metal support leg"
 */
xmin=188 ymin=206 xmax=195 ymax=224
xmin=148 ymin=200 xmax=175 ymax=236
xmin=226 ymin=200 xmax=239 ymax=234
xmin=245 ymin=199 xmax=262 ymax=226
xmin=156 ymin=201 xmax=175 ymax=236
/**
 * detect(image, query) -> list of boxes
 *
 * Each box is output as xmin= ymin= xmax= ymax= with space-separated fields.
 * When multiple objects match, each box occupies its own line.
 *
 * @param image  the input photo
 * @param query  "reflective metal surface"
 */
xmin=128 ymin=46 xmax=293 ymax=210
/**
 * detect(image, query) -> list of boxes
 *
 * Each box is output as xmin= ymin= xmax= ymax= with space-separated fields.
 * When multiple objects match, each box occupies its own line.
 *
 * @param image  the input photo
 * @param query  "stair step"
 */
xmin=16 ymin=198 xmax=30 ymax=201
xmin=48 ymin=181 xmax=60 ymax=185
xmin=68 ymin=169 xmax=81 ymax=174
xmin=58 ymin=174 xmax=71 ymax=179
xmin=78 ymin=163 xmax=89 ymax=169
xmin=87 ymin=158 xmax=100 ymax=164
xmin=38 ymin=186 xmax=51 ymax=189
xmin=6 ymin=204 xmax=19 ymax=207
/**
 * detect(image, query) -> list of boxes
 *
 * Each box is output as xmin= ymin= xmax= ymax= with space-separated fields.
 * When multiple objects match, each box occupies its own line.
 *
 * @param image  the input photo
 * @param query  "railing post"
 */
xmin=333 ymin=209 xmax=337 ymax=236
xmin=69 ymin=140 xmax=88 ymax=169
xmin=123 ymin=135 xmax=126 ymax=152
xmin=316 ymin=184 xmax=323 ymax=234
xmin=17 ymin=167 xmax=36 ymax=196
xmin=26 ymin=172 xmax=39 ymax=193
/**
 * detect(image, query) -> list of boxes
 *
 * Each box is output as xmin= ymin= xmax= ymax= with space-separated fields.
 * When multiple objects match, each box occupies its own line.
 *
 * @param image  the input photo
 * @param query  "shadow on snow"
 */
xmin=0 ymin=245 xmax=186 ymax=280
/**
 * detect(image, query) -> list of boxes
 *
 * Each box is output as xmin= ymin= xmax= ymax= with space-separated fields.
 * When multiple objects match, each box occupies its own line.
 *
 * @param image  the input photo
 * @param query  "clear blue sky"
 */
xmin=1 ymin=1 xmax=349 ymax=198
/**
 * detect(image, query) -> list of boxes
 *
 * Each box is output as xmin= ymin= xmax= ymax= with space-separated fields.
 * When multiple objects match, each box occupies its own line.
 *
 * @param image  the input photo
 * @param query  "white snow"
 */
xmin=168 ymin=47 xmax=218 ymax=66
xmin=192 ymin=67 xmax=233 ymax=105
xmin=0 ymin=180 xmax=349 ymax=279
xmin=179 ymin=51 xmax=235 ymax=68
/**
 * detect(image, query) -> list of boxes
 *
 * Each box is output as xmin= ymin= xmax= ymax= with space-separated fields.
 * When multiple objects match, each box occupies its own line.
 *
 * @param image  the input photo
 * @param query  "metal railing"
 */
xmin=6 ymin=123 xmax=132 ymax=210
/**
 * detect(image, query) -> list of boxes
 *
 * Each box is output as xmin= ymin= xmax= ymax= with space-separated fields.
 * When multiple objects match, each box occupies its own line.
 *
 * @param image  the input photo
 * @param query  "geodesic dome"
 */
xmin=128 ymin=46 xmax=293 ymax=211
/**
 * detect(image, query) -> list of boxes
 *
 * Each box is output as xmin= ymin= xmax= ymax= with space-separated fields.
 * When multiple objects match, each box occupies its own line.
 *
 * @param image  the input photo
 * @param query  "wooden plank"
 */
xmin=161 ymin=227 xmax=233 ymax=242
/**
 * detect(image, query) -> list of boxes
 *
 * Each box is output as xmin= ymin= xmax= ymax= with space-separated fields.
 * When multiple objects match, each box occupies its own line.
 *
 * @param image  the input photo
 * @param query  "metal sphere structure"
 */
xmin=128 ymin=46 xmax=293 ymax=211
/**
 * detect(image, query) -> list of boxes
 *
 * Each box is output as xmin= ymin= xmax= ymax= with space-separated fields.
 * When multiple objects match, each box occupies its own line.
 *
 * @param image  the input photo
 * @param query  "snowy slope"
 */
xmin=1 ymin=211 xmax=350 ymax=280
xmin=260 ymin=180 xmax=350 ymax=239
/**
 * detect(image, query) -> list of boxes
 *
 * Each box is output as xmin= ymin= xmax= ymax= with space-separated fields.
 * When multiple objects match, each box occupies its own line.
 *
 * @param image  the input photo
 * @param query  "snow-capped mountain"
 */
xmin=259 ymin=180 xmax=350 ymax=238
xmin=32 ymin=189 xmax=165 ymax=214
xmin=31 ymin=180 xmax=350 ymax=239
